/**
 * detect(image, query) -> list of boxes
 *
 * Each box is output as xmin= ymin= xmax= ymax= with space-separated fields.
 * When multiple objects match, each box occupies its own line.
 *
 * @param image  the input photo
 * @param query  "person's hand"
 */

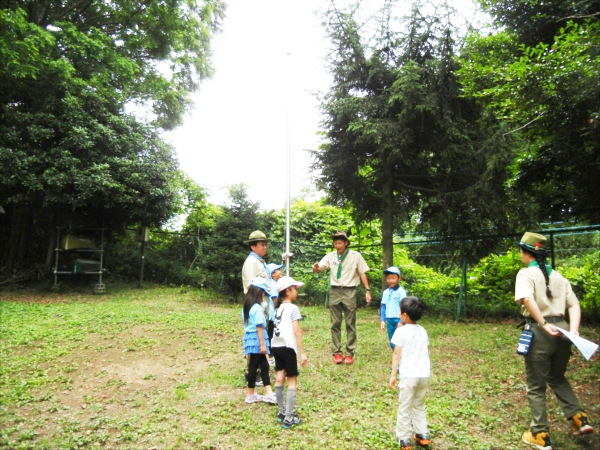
xmin=365 ymin=290 xmax=372 ymax=304
xmin=260 ymin=344 xmax=267 ymax=354
xmin=312 ymin=262 xmax=320 ymax=273
xmin=380 ymin=321 xmax=385 ymax=331
xmin=389 ymin=375 xmax=397 ymax=390
xmin=542 ymin=323 xmax=560 ymax=336
xmin=300 ymin=353 xmax=308 ymax=367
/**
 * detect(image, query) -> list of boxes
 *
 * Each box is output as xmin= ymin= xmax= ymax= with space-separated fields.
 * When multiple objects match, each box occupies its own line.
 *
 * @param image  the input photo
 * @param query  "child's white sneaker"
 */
xmin=261 ymin=393 xmax=277 ymax=404
xmin=244 ymin=393 xmax=261 ymax=404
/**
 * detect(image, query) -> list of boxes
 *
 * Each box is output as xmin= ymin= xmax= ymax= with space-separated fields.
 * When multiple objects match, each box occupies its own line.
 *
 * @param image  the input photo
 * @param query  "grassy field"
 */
xmin=0 ymin=285 xmax=598 ymax=450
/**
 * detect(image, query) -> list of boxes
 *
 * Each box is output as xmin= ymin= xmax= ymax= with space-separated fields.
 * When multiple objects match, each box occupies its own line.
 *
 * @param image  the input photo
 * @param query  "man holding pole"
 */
xmin=312 ymin=231 xmax=372 ymax=365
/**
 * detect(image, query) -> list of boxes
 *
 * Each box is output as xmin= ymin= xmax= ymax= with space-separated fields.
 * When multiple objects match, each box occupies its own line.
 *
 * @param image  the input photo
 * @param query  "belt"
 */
xmin=525 ymin=315 xmax=565 ymax=324
xmin=330 ymin=285 xmax=357 ymax=289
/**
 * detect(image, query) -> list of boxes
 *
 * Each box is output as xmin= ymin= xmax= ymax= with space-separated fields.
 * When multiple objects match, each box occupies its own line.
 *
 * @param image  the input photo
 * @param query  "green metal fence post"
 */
xmin=457 ymin=257 xmax=467 ymax=319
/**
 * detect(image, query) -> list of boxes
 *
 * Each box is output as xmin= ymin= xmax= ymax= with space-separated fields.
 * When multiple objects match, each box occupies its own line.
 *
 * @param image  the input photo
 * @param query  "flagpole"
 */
xmin=285 ymin=52 xmax=291 ymax=276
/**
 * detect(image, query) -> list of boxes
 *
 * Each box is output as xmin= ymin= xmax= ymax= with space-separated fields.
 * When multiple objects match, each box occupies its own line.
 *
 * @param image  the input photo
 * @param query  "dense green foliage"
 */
xmin=460 ymin=0 xmax=600 ymax=222
xmin=0 ymin=1 xmax=225 ymax=272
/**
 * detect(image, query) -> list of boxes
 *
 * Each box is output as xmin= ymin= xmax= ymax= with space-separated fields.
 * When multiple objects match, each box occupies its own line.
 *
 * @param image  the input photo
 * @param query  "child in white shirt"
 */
xmin=272 ymin=276 xmax=308 ymax=429
xmin=389 ymin=296 xmax=431 ymax=450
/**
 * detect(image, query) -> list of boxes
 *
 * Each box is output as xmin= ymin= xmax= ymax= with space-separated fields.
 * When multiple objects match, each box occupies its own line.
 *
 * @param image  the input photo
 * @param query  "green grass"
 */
xmin=1 ymin=284 xmax=598 ymax=449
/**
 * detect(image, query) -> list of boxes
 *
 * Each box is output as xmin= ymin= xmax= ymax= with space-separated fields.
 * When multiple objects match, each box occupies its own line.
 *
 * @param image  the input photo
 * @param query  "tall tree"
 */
xmin=0 ymin=2 xmax=225 ymax=273
xmin=200 ymin=184 xmax=262 ymax=294
xmin=315 ymin=1 xmax=519 ymax=278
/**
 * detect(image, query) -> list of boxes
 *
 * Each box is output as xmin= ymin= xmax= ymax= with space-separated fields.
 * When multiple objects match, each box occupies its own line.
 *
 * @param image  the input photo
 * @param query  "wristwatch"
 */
xmin=365 ymin=288 xmax=371 ymax=291
xmin=539 ymin=320 xmax=548 ymax=326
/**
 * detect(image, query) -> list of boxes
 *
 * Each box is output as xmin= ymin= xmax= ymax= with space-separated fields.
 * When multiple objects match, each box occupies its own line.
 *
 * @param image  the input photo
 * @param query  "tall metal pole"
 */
xmin=285 ymin=52 xmax=291 ymax=276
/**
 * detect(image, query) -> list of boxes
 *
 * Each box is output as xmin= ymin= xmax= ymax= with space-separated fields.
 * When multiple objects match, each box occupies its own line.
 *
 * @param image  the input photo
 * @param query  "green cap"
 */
xmin=330 ymin=231 xmax=350 ymax=242
xmin=244 ymin=230 xmax=270 ymax=245
xmin=519 ymin=232 xmax=548 ymax=255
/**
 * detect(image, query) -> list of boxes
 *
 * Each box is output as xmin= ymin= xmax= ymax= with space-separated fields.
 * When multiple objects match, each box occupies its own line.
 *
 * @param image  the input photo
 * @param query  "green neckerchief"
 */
xmin=336 ymin=248 xmax=350 ymax=279
xmin=528 ymin=260 xmax=553 ymax=275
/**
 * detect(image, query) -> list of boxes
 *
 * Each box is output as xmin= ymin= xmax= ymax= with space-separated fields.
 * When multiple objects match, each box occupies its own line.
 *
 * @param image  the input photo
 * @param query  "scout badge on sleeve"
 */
xmin=517 ymin=323 xmax=534 ymax=355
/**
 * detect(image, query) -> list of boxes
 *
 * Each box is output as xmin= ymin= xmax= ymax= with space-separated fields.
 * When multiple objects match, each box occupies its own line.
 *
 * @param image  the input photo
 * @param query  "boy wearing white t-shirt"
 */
xmin=272 ymin=276 xmax=308 ymax=429
xmin=389 ymin=296 xmax=431 ymax=450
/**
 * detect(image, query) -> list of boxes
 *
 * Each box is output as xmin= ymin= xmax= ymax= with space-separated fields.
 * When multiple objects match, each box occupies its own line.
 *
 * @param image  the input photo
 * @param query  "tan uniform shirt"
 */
xmin=514 ymin=266 xmax=578 ymax=317
xmin=242 ymin=255 xmax=268 ymax=294
xmin=318 ymin=250 xmax=369 ymax=287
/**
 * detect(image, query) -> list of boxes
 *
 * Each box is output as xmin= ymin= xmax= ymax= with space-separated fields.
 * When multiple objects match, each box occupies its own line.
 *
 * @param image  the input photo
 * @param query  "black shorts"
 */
xmin=271 ymin=346 xmax=298 ymax=377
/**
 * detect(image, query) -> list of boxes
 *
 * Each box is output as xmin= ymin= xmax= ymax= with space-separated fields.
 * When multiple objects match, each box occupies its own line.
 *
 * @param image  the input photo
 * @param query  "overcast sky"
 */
xmin=164 ymin=0 xmax=485 ymax=211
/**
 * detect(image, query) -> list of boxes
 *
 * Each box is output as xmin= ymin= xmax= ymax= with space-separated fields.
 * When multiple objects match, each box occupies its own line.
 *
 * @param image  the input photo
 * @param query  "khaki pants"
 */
xmin=396 ymin=377 xmax=429 ymax=442
xmin=525 ymin=319 xmax=581 ymax=433
xmin=329 ymin=287 xmax=357 ymax=356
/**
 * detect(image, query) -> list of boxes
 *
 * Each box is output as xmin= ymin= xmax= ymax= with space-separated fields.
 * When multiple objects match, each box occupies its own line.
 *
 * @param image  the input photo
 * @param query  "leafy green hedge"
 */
xmin=297 ymin=246 xmax=599 ymax=321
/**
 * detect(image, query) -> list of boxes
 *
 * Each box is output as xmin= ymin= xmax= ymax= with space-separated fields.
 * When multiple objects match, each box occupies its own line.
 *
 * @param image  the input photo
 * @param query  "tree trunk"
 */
xmin=45 ymin=213 xmax=57 ymax=272
xmin=381 ymin=166 xmax=394 ymax=290
xmin=4 ymin=206 xmax=28 ymax=271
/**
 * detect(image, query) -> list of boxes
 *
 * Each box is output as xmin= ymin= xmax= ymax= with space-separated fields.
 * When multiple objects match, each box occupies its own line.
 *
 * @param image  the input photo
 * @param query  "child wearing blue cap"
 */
xmin=380 ymin=266 xmax=408 ymax=349
xmin=266 ymin=264 xmax=284 ymax=366
xmin=242 ymin=277 xmax=277 ymax=404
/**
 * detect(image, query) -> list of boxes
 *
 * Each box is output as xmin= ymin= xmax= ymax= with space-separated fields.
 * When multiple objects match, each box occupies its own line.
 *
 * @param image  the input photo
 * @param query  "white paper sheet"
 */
xmin=556 ymin=327 xmax=599 ymax=361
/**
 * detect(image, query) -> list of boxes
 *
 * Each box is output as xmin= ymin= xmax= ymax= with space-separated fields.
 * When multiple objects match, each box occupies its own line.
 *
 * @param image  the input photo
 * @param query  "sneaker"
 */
xmin=414 ymin=433 xmax=430 ymax=446
xmin=344 ymin=355 xmax=354 ymax=365
xmin=267 ymin=356 xmax=275 ymax=367
xmin=278 ymin=412 xmax=297 ymax=423
xmin=255 ymin=378 xmax=264 ymax=386
xmin=399 ymin=439 xmax=412 ymax=450
xmin=522 ymin=431 xmax=552 ymax=450
xmin=571 ymin=411 xmax=593 ymax=436
xmin=244 ymin=393 xmax=261 ymax=404
xmin=333 ymin=353 xmax=343 ymax=364
xmin=261 ymin=393 xmax=277 ymax=404
xmin=282 ymin=415 xmax=301 ymax=429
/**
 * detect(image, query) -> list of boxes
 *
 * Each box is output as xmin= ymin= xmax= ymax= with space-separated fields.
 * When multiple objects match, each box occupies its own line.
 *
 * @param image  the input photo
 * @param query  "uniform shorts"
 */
xmin=271 ymin=346 xmax=298 ymax=377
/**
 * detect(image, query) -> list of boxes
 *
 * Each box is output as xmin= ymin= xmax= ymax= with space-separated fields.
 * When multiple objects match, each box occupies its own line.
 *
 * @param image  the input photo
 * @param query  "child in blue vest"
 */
xmin=242 ymin=278 xmax=277 ymax=404
xmin=380 ymin=266 xmax=407 ymax=349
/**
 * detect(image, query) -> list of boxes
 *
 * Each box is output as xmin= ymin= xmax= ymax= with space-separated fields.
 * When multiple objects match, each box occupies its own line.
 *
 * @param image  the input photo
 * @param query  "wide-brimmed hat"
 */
xmin=383 ymin=266 xmax=401 ymax=276
xmin=250 ymin=277 xmax=270 ymax=295
xmin=519 ymin=232 xmax=549 ymax=256
xmin=277 ymin=276 xmax=304 ymax=292
xmin=330 ymin=231 xmax=350 ymax=243
xmin=244 ymin=230 xmax=270 ymax=245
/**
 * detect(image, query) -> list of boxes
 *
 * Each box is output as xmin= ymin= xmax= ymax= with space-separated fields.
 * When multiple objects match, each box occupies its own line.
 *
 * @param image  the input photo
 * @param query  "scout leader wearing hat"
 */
xmin=242 ymin=231 xmax=271 ymax=294
xmin=312 ymin=231 xmax=371 ymax=365
xmin=515 ymin=232 xmax=593 ymax=450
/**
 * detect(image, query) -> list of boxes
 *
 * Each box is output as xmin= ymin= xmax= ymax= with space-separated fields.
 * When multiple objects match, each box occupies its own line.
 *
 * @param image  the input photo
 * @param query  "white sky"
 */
xmin=165 ymin=0 xmax=485 ymax=211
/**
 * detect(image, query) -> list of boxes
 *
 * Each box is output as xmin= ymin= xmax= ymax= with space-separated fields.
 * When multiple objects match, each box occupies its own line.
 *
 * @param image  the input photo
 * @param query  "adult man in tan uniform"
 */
xmin=312 ymin=231 xmax=371 ymax=365
xmin=241 ymin=230 xmax=270 ymax=294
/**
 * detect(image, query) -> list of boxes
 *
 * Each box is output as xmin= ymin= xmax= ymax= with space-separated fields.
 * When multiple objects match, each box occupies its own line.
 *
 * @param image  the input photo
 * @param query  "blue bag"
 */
xmin=517 ymin=324 xmax=534 ymax=355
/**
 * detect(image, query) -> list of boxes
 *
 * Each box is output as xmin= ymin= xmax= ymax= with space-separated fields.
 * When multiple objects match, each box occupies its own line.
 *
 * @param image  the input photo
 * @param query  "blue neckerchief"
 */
xmin=249 ymin=251 xmax=265 ymax=263
xmin=249 ymin=252 xmax=269 ymax=278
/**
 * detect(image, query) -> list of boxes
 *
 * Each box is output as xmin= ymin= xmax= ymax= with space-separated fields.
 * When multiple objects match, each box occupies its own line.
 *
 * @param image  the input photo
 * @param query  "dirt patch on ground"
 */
xmin=34 ymin=324 xmax=237 ymax=410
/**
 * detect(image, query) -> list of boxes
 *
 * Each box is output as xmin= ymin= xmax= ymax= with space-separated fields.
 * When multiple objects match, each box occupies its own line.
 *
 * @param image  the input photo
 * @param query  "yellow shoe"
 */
xmin=522 ymin=431 xmax=552 ymax=450
xmin=571 ymin=411 xmax=593 ymax=436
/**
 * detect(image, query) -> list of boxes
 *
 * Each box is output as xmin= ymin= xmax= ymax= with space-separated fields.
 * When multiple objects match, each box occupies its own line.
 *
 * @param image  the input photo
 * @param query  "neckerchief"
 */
xmin=528 ymin=260 xmax=553 ymax=276
xmin=248 ymin=251 xmax=268 ymax=275
xmin=336 ymin=248 xmax=350 ymax=279
xmin=249 ymin=251 xmax=265 ymax=263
